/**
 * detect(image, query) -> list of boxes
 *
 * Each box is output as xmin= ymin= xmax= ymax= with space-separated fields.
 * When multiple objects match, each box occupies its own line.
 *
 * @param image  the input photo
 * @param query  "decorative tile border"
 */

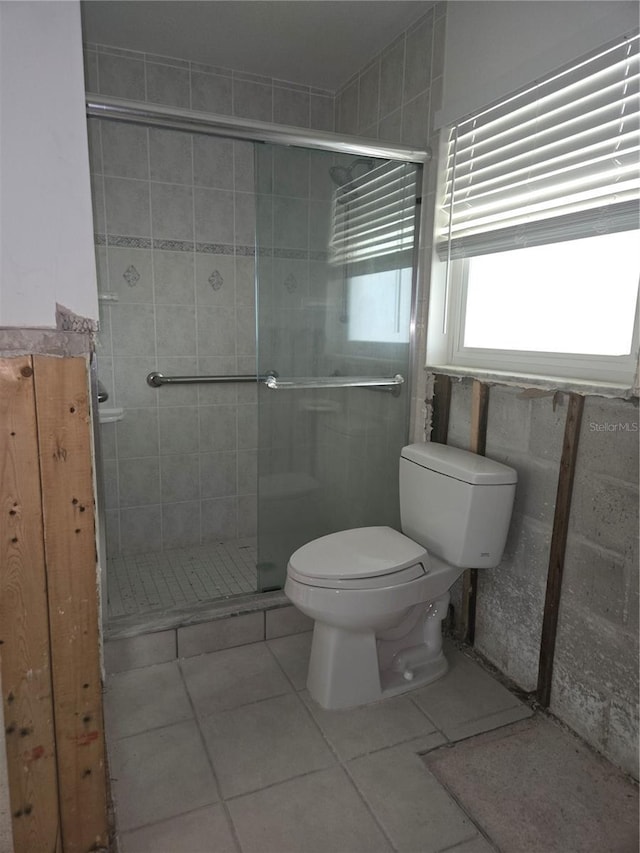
xmin=107 ymin=235 xmax=153 ymax=249
xmin=196 ymin=242 xmax=236 ymax=255
xmin=274 ymin=248 xmax=307 ymax=260
xmin=96 ymin=234 xmax=326 ymax=262
xmin=153 ymin=239 xmax=194 ymax=252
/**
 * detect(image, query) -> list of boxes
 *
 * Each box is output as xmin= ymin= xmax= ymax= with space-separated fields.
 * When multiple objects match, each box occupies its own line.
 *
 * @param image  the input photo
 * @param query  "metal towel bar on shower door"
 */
xmin=147 ymin=371 xmax=404 ymax=394
xmin=263 ymin=374 xmax=404 ymax=392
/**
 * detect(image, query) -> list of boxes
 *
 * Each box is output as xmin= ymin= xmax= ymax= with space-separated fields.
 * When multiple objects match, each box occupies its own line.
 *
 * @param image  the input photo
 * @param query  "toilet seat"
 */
xmin=288 ymin=526 xmax=429 ymax=590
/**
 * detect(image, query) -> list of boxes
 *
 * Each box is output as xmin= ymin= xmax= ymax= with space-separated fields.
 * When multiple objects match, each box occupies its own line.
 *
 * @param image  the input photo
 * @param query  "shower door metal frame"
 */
xmin=88 ymin=95 xmax=429 ymax=593
xmin=86 ymin=95 xmax=430 ymax=164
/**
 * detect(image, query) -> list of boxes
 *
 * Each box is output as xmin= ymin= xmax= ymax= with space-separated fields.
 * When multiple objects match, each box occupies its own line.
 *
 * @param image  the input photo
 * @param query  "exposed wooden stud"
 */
xmin=32 ymin=356 xmax=109 ymax=852
xmin=431 ymin=374 xmax=452 ymax=444
xmin=469 ymin=379 xmax=489 ymax=456
xmin=537 ymin=392 xmax=584 ymax=708
xmin=0 ymin=356 xmax=61 ymax=852
xmin=460 ymin=380 xmax=490 ymax=645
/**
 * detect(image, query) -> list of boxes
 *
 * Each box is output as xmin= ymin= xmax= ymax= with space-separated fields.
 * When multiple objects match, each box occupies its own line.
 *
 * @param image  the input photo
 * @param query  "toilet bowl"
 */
xmin=285 ymin=443 xmax=517 ymax=710
xmin=286 ymin=526 xmax=461 ymax=708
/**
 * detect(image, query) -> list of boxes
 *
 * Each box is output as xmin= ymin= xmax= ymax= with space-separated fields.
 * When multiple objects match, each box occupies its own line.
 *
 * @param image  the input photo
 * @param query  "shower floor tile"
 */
xmin=107 ymin=538 xmax=257 ymax=621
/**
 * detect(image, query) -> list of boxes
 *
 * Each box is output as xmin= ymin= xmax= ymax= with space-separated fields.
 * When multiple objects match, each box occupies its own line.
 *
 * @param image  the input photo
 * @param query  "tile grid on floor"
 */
xmin=106 ymin=636 xmax=530 ymax=852
xmin=251 ymin=642 xmax=494 ymax=852
xmin=176 ymin=660 xmax=245 ymax=853
xmin=107 ymin=538 xmax=258 ymax=620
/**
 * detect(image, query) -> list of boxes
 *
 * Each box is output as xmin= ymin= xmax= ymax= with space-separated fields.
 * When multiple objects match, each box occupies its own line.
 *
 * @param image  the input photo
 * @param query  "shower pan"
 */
xmin=86 ymin=96 xmax=426 ymax=631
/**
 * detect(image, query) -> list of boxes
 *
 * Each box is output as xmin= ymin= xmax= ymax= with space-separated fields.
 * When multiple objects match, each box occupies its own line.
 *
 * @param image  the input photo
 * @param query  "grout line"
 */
xmin=176 ymin=664 xmax=244 ymax=853
xmin=105 ymin=634 xmax=542 ymax=851
xmin=423 ymin=765 xmax=500 ymax=853
xmin=265 ymin=644 xmax=401 ymax=851
xmin=117 ymin=802 xmax=239 ymax=847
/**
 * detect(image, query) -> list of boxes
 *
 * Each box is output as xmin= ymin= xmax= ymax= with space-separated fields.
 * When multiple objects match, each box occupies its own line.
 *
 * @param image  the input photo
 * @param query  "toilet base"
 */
xmin=379 ymin=651 xmax=449 ymax=699
xmin=306 ymin=595 xmax=450 ymax=710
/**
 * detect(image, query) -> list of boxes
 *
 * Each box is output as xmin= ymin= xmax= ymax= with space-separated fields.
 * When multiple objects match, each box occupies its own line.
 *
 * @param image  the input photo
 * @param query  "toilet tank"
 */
xmin=399 ymin=443 xmax=517 ymax=569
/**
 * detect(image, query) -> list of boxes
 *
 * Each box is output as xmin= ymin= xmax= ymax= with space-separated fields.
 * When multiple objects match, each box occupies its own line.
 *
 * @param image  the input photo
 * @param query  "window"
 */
xmin=330 ymin=160 xmax=420 ymax=346
xmin=348 ymin=267 xmax=412 ymax=343
xmin=429 ymin=32 xmax=640 ymax=388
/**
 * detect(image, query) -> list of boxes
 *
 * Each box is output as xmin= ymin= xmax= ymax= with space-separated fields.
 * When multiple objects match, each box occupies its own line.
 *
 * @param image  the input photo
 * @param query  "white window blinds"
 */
xmin=437 ymin=31 xmax=640 ymax=260
xmin=331 ymin=161 xmax=419 ymax=265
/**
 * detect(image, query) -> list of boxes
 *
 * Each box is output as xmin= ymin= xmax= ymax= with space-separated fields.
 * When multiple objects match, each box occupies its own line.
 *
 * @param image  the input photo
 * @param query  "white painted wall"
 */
xmin=437 ymin=0 xmax=639 ymax=127
xmin=0 ymin=0 xmax=98 ymax=327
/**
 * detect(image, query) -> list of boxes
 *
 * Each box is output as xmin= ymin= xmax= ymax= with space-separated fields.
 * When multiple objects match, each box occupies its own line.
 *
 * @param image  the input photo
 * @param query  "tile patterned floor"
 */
xmin=107 ymin=539 xmax=257 ymax=621
xmin=105 ymin=637 xmax=535 ymax=853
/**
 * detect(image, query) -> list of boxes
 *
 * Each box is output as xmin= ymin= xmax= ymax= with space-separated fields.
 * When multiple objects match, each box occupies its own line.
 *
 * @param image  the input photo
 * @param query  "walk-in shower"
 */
xmin=87 ymin=96 xmax=427 ymax=632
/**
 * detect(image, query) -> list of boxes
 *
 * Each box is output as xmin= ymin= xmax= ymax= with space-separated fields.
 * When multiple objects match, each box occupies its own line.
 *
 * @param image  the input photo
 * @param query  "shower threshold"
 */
xmin=105 ymin=538 xmax=287 ymax=639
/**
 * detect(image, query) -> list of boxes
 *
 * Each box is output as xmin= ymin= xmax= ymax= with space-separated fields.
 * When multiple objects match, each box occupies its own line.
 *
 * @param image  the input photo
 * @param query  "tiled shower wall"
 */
xmin=86 ymin=43 xmax=334 ymax=557
xmin=334 ymin=3 xmax=445 ymax=147
xmin=85 ymin=6 xmax=442 ymax=557
xmin=323 ymin=4 xmax=445 ymax=520
xmin=92 ymin=123 xmax=259 ymax=556
xmin=333 ymin=3 xmax=446 ymax=443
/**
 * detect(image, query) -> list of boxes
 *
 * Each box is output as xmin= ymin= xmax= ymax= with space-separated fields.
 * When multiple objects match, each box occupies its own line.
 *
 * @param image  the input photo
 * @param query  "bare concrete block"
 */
xmin=475 ymin=584 xmax=543 ymax=694
xmin=104 ymin=630 xmax=176 ymax=673
xmin=265 ymin=604 xmax=314 ymax=639
xmin=475 ymin=514 xmax=550 ymax=692
xmin=550 ymin=663 xmax=639 ymax=779
xmin=550 ymin=663 xmax=608 ymax=756
xmin=562 ymin=538 xmax=627 ymax=626
xmin=607 ymin=697 xmax=640 ymax=780
xmin=570 ymin=473 xmax=638 ymax=556
xmin=498 ymin=512 xmax=551 ymax=588
xmin=554 ymin=603 xmax=639 ymax=711
xmin=624 ymin=568 xmax=639 ymax=633
xmin=485 ymin=385 xmax=531 ymax=454
xmin=579 ymin=397 xmax=639 ymax=484
xmin=492 ymin=450 xmax=559 ymax=526
xmin=178 ymin=612 xmax=264 ymax=658
xmin=528 ymin=394 xmax=566 ymax=462
xmin=446 ymin=379 xmax=472 ymax=449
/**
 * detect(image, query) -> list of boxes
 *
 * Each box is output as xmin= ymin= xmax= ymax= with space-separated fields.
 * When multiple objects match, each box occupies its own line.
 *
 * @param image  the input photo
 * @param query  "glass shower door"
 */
xmin=255 ymin=144 xmax=421 ymax=591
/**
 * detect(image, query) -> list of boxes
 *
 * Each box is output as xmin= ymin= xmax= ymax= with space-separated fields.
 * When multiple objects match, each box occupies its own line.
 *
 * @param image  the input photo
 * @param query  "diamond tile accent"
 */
xmin=208 ymin=269 xmax=224 ymax=290
xmin=122 ymin=264 xmax=140 ymax=286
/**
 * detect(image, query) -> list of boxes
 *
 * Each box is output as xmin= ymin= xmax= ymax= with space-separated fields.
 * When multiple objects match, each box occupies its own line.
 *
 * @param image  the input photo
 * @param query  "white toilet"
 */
xmin=285 ymin=442 xmax=517 ymax=710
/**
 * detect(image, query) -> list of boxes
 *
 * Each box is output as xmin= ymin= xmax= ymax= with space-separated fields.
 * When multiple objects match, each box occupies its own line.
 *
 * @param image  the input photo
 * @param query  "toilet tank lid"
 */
xmin=401 ymin=443 xmax=517 ymax=485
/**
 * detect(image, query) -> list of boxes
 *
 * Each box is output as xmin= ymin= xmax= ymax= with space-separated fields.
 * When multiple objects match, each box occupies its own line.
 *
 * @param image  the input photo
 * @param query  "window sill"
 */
xmin=426 ymin=364 xmax=639 ymax=400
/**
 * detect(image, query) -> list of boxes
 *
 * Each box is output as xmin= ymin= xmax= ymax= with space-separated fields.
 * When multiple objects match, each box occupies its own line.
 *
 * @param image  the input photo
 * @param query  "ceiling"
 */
xmin=81 ymin=1 xmax=433 ymax=91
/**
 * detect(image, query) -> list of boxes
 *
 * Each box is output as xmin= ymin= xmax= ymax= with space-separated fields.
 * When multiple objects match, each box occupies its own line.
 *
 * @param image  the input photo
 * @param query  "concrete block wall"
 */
xmin=553 ymin=397 xmax=639 ymax=778
xmin=444 ymin=378 xmax=639 ymax=778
